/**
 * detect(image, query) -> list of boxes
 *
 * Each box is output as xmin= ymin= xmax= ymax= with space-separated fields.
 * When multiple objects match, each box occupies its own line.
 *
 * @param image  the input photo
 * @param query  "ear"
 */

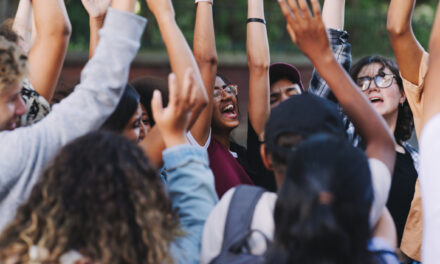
xmin=260 ymin=144 xmax=273 ymax=171
xmin=399 ymin=88 xmax=407 ymax=104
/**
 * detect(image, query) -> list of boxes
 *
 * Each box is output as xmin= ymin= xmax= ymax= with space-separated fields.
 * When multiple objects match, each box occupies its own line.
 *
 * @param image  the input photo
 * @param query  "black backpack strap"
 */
xmin=220 ymin=185 xmax=266 ymax=251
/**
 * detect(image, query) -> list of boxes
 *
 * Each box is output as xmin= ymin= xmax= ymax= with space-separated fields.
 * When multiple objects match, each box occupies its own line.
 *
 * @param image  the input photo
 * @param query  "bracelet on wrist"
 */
xmin=247 ymin=18 xmax=266 ymax=25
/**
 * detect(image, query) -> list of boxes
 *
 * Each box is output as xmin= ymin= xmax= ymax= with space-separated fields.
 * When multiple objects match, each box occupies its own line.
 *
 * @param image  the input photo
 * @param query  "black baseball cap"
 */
xmin=264 ymin=93 xmax=346 ymax=155
xmin=269 ymin=62 xmax=304 ymax=91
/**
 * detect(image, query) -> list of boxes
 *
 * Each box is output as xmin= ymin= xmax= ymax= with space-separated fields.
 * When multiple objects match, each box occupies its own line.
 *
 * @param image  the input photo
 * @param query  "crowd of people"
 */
xmin=0 ymin=0 xmax=439 ymax=263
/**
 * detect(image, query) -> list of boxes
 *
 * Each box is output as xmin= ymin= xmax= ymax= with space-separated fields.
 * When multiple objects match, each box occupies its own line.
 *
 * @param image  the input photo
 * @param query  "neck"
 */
xmin=383 ymin=111 xmax=398 ymax=136
xmin=212 ymin=131 xmax=230 ymax=149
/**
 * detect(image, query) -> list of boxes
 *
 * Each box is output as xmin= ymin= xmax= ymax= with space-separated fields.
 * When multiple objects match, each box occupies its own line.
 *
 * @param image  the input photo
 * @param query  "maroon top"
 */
xmin=208 ymin=138 xmax=254 ymax=198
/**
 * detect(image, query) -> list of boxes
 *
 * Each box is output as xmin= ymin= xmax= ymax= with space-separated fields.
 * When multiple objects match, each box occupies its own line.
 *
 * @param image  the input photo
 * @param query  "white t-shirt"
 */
xmin=200 ymin=158 xmax=391 ymax=263
xmin=419 ymin=113 xmax=440 ymax=263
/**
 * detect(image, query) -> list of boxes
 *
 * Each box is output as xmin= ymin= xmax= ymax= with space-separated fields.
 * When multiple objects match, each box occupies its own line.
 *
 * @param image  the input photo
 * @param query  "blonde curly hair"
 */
xmin=0 ymin=34 xmax=27 ymax=93
xmin=0 ymin=131 xmax=182 ymax=263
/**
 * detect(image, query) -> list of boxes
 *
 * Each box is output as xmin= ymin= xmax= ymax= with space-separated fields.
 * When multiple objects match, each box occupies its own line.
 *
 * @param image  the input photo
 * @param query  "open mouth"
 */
xmin=369 ymin=97 xmax=384 ymax=104
xmin=221 ymin=103 xmax=238 ymax=119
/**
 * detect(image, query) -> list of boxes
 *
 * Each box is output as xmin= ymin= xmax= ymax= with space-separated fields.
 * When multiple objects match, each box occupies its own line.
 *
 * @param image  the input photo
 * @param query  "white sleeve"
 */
xmin=369 ymin=158 xmax=392 ymax=227
xmin=0 ymin=8 xmax=147 ymax=229
xmin=200 ymin=188 xmax=235 ymax=264
xmin=187 ymin=129 xmax=211 ymax=150
xmin=420 ymin=113 xmax=440 ymax=263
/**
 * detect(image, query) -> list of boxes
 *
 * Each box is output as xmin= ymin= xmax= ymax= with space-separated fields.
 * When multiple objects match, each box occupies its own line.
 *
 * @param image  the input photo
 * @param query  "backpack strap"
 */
xmin=220 ymin=185 xmax=266 ymax=251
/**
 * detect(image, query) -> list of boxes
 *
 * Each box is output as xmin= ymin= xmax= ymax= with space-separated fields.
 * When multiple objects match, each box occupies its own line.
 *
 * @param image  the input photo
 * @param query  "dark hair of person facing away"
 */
xmin=266 ymin=134 xmax=377 ymax=264
xmin=101 ymin=84 xmax=140 ymax=132
xmin=350 ymin=55 xmax=414 ymax=143
xmin=131 ymin=76 xmax=169 ymax=127
xmin=0 ymin=131 xmax=181 ymax=264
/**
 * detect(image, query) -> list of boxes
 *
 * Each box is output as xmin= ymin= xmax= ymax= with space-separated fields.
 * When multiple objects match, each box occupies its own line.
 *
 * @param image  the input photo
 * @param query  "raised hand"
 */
xmin=81 ymin=0 xmax=111 ymax=18
xmin=145 ymin=0 xmax=175 ymax=18
xmin=278 ymin=0 xmax=331 ymax=62
xmin=151 ymin=69 xmax=200 ymax=148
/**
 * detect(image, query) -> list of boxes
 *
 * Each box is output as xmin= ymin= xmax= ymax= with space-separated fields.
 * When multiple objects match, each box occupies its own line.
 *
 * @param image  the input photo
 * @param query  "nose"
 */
xmin=15 ymin=95 xmax=26 ymax=116
xmin=280 ymin=90 xmax=290 ymax=103
xmin=220 ymin=89 xmax=233 ymax=100
xmin=139 ymin=122 xmax=146 ymax=141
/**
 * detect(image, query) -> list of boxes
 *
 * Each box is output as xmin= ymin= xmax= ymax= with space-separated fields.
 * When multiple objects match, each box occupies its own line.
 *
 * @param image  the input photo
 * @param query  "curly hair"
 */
xmin=350 ymin=55 xmax=414 ymax=143
xmin=0 ymin=21 xmax=27 ymax=94
xmin=0 ymin=131 xmax=181 ymax=263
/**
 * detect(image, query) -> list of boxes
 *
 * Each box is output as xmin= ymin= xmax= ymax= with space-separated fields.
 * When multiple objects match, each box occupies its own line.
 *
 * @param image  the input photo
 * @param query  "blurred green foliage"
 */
xmin=66 ymin=0 xmax=437 ymax=57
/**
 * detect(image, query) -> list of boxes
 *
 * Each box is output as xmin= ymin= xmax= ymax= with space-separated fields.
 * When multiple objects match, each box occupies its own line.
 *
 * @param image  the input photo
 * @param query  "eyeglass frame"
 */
xmin=213 ymin=84 xmax=238 ymax=98
xmin=356 ymin=73 xmax=396 ymax=92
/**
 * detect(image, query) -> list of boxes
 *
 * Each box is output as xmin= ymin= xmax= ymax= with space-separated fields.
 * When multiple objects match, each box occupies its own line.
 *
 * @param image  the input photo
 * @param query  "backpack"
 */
xmin=210 ymin=185 xmax=271 ymax=264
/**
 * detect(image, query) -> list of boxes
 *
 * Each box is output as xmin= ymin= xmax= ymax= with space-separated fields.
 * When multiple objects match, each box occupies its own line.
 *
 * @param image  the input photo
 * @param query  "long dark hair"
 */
xmin=101 ymin=84 xmax=140 ymax=132
xmin=350 ymin=55 xmax=414 ymax=143
xmin=131 ymin=76 xmax=169 ymax=127
xmin=0 ymin=131 xmax=180 ymax=263
xmin=267 ymin=134 xmax=375 ymax=264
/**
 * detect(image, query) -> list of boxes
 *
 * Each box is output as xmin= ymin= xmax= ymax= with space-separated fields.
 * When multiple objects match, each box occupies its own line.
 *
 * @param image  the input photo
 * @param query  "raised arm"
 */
xmin=82 ymin=0 xmax=112 ymax=58
xmin=152 ymin=69 xmax=216 ymax=263
xmin=422 ymin=3 xmax=440 ymax=126
xmin=190 ymin=1 xmax=217 ymax=145
xmin=12 ymin=0 xmax=33 ymax=53
xmin=247 ymin=0 xmax=270 ymax=140
xmin=139 ymin=0 xmax=208 ymax=167
xmin=27 ymin=0 xmax=71 ymax=102
xmin=278 ymin=0 xmax=395 ymax=172
xmin=387 ymin=0 xmax=424 ymax=85
xmin=146 ymin=0 xmax=207 ymax=109
xmin=322 ymin=0 xmax=345 ymax=30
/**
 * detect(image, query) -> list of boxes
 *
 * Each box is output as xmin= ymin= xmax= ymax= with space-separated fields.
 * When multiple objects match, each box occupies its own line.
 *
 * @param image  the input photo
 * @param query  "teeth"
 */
xmin=223 ymin=105 xmax=234 ymax=112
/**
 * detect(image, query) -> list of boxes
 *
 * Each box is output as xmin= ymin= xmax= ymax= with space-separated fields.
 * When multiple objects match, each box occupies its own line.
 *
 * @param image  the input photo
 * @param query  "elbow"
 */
xmin=247 ymin=56 xmax=270 ymax=74
xmin=195 ymin=53 xmax=218 ymax=69
xmin=386 ymin=21 xmax=410 ymax=38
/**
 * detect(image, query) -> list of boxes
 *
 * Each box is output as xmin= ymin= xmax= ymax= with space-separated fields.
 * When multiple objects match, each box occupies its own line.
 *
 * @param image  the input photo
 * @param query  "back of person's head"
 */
xmin=0 ymin=25 xmax=27 ymax=94
xmin=263 ymin=93 xmax=346 ymax=175
xmin=101 ymin=84 xmax=140 ymax=132
xmin=131 ymin=76 xmax=169 ymax=127
xmin=350 ymin=55 xmax=413 ymax=143
xmin=0 ymin=131 xmax=180 ymax=263
xmin=267 ymin=134 xmax=374 ymax=264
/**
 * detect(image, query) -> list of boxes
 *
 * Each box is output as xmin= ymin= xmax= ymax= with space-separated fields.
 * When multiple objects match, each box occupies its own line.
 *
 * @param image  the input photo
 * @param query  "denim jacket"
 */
xmin=162 ymin=144 xmax=218 ymax=264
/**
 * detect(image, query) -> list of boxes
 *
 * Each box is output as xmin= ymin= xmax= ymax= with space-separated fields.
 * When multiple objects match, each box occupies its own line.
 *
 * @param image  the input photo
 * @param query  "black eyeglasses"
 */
xmin=356 ymin=74 xmax=395 ymax=91
xmin=213 ymin=84 xmax=238 ymax=98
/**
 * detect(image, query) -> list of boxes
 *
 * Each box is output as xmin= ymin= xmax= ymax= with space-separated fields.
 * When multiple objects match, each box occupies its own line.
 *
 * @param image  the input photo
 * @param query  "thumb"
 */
xmin=151 ymin=90 xmax=164 ymax=122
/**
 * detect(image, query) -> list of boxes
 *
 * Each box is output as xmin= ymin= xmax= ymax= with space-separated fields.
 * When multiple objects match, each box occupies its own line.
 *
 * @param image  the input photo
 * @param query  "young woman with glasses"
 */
xmin=350 ymin=56 xmax=418 ymax=259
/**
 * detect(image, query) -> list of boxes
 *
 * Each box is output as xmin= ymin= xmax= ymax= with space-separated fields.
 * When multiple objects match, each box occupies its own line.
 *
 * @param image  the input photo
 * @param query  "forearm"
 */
xmin=322 ymin=0 xmax=345 ymax=30
xmin=157 ymin=16 xmax=205 ymax=96
xmin=194 ymin=3 xmax=218 ymax=78
xmin=387 ymin=0 xmax=424 ymax=84
xmin=12 ymin=0 xmax=33 ymax=53
xmin=28 ymin=0 xmax=71 ymax=101
xmin=247 ymin=0 xmax=270 ymax=138
xmin=423 ymin=2 xmax=440 ymax=124
xmin=88 ymin=16 xmax=105 ymax=58
xmin=312 ymin=52 xmax=395 ymax=171
xmin=191 ymin=2 xmax=217 ymax=144
xmin=164 ymin=145 xmax=217 ymax=263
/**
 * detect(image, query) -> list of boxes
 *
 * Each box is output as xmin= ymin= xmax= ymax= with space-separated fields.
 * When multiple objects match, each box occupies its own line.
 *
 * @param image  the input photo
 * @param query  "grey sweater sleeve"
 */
xmin=0 ymin=8 xmax=146 ymax=230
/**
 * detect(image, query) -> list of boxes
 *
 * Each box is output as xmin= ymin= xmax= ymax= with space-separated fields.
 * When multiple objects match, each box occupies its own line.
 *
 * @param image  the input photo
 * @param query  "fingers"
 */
xmin=286 ymin=24 xmax=297 ymax=43
xmin=151 ymin=90 xmax=164 ymax=122
xmin=297 ymin=0 xmax=312 ymax=20
xmin=278 ymin=0 xmax=296 ymax=26
xmin=310 ymin=0 xmax=322 ymax=20
xmin=287 ymin=0 xmax=303 ymax=22
xmin=167 ymin=73 xmax=178 ymax=106
xmin=182 ymin=69 xmax=198 ymax=109
xmin=181 ymin=68 xmax=194 ymax=105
